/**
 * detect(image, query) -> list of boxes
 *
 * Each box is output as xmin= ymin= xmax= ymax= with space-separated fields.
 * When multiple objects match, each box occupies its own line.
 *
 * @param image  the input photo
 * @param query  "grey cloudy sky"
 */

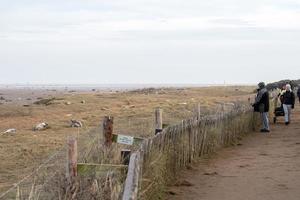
xmin=0 ymin=0 xmax=300 ymax=84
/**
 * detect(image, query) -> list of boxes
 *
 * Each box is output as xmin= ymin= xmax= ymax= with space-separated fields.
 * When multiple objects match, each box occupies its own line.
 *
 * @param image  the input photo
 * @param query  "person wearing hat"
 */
xmin=282 ymin=84 xmax=295 ymax=125
xmin=252 ymin=82 xmax=270 ymax=132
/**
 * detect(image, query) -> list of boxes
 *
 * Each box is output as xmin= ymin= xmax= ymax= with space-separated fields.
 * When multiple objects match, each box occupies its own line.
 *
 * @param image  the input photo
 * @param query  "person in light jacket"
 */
xmin=253 ymin=82 xmax=270 ymax=132
xmin=281 ymin=84 xmax=295 ymax=125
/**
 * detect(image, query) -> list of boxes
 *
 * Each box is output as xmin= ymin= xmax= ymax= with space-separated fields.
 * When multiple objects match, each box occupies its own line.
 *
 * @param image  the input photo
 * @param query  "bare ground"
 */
xmin=167 ymin=104 xmax=300 ymax=200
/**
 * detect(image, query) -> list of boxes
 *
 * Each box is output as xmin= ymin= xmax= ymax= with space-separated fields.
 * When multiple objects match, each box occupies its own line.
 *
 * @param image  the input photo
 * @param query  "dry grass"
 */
xmin=0 ymin=86 xmax=255 ymax=195
xmin=139 ymin=104 xmax=260 ymax=200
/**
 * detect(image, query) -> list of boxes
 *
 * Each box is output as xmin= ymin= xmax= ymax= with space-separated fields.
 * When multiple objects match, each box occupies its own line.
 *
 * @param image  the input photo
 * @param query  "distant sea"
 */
xmin=0 ymin=83 xmax=253 ymax=91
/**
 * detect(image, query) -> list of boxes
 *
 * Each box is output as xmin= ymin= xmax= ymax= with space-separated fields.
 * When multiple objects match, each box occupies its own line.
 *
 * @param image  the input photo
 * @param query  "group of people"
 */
xmin=252 ymin=82 xmax=300 ymax=133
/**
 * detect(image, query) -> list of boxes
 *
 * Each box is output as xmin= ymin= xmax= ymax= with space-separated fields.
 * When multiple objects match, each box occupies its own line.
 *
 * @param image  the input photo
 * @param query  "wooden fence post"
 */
xmin=188 ymin=125 xmax=192 ymax=163
xmin=15 ymin=186 xmax=20 ymax=200
xmin=155 ymin=108 xmax=163 ymax=135
xmin=122 ymin=152 xmax=140 ymax=200
xmin=221 ymin=103 xmax=225 ymax=113
xmin=67 ymin=137 xmax=77 ymax=181
xmin=197 ymin=103 xmax=201 ymax=120
xmin=103 ymin=116 xmax=114 ymax=147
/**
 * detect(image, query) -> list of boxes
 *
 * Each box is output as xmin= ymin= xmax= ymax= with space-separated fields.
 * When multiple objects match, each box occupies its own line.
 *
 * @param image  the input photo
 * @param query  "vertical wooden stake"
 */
xmin=197 ymin=103 xmax=201 ymax=120
xmin=221 ymin=103 xmax=225 ymax=113
xmin=121 ymin=149 xmax=131 ymax=165
xmin=155 ymin=108 xmax=163 ymax=135
xmin=122 ymin=152 xmax=140 ymax=200
xmin=67 ymin=137 xmax=77 ymax=180
xmin=15 ymin=186 xmax=20 ymax=200
xmin=188 ymin=126 xmax=192 ymax=163
xmin=103 ymin=116 xmax=114 ymax=147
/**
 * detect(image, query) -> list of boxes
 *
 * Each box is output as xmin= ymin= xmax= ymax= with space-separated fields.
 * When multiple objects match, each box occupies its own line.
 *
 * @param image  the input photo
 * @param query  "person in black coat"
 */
xmin=253 ymin=82 xmax=270 ymax=132
xmin=282 ymin=84 xmax=295 ymax=125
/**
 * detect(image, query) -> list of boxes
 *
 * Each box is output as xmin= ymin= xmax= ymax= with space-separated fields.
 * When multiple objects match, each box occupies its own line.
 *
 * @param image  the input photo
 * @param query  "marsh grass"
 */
xmin=0 ymin=87 xmax=258 ymax=200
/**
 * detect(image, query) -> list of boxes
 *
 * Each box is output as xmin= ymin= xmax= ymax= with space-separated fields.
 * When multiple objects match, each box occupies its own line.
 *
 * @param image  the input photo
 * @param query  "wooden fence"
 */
xmin=122 ymin=103 xmax=262 ymax=200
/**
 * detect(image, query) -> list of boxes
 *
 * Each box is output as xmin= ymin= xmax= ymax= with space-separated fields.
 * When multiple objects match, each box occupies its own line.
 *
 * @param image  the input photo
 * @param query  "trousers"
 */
xmin=261 ymin=112 xmax=269 ymax=130
xmin=283 ymin=104 xmax=292 ymax=123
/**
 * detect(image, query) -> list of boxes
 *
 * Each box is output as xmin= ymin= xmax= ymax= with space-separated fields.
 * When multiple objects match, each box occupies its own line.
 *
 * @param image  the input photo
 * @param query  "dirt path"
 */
xmin=167 ymin=104 xmax=300 ymax=200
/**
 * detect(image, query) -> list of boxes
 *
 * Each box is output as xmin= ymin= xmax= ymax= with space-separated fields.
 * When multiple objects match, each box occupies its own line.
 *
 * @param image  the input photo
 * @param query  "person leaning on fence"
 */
xmin=281 ymin=84 xmax=295 ymax=125
xmin=297 ymin=86 xmax=300 ymax=103
xmin=252 ymin=82 xmax=270 ymax=133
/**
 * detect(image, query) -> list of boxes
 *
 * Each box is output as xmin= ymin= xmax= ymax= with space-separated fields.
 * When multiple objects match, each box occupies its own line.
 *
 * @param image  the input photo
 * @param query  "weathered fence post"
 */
xmin=197 ymin=103 xmax=201 ymax=120
xmin=122 ymin=152 xmax=141 ymax=200
xmin=155 ymin=108 xmax=163 ymax=135
xmin=221 ymin=103 xmax=225 ymax=113
xmin=67 ymin=137 xmax=77 ymax=181
xmin=121 ymin=149 xmax=131 ymax=165
xmin=188 ymin=124 xmax=192 ymax=163
xmin=15 ymin=186 xmax=20 ymax=200
xmin=103 ymin=116 xmax=114 ymax=147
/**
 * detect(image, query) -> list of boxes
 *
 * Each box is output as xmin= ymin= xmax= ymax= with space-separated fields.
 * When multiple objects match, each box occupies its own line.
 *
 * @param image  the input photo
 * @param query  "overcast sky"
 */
xmin=0 ymin=0 xmax=300 ymax=85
